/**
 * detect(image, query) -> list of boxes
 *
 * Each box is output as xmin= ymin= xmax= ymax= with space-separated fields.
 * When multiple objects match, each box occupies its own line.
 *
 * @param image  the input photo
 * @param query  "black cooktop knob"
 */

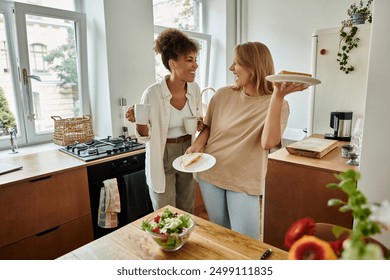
xmin=132 ymin=157 xmax=139 ymax=166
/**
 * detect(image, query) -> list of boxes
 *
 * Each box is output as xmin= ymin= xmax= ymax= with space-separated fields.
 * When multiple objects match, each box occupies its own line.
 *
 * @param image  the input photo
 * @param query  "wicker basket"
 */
xmin=51 ymin=115 xmax=94 ymax=146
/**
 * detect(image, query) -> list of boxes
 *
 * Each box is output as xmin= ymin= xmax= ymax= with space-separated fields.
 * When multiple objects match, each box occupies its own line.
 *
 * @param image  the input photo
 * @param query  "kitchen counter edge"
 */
xmin=0 ymin=148 xmax=146 ymax=187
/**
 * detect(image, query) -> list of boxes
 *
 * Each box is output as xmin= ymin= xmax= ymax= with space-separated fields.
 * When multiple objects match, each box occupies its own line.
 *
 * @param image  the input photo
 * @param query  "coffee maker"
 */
xmin=324 ymin=111 xmax=353 ymax=141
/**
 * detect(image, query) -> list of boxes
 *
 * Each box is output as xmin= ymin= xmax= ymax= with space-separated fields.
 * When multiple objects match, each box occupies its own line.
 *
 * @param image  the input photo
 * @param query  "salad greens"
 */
xmin=141 ymin=208 xmax=194 ymax=251
xmin=141 ymin=208 xmax=192 ymax=234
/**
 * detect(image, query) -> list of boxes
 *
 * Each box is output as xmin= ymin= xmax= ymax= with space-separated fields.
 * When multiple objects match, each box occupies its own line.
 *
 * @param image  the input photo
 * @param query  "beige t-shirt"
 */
xmin=198 ymin=86 xmax=289 ymax=196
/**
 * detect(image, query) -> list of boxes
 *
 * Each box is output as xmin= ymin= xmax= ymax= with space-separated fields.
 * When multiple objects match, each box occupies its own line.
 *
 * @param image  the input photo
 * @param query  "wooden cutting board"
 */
xmin=285 ymin=137 xmax=338 ymax=159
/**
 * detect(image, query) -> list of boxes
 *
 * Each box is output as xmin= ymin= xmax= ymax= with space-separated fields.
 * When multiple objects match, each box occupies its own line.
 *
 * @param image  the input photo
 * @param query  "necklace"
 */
xmin=242 ymin=89 xmax=256 ymax=96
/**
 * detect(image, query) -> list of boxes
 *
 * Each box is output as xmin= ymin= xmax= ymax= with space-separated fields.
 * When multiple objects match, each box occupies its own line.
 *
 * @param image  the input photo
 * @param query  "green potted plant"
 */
xmin=337 ymin=0 xmax=373 ymax=74
xmin=348 ymin=0 xmax=373 ymax=24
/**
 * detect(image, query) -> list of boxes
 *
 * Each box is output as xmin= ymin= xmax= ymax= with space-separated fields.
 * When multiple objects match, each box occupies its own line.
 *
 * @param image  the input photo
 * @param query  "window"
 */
xmin=0 ymin=1 xmax=89 ymax=149
xmin=152 ymin=0 xmax=211 ymax=90
xmin=30 ymin=43 xmax=47 ymax=72
xmin=1 ymin=39 xmax=9 ymax=73
xmin=153 ymin=0 xmax=202 ymax=32
xmin=11 ymin=0 xmax=75 ymax=11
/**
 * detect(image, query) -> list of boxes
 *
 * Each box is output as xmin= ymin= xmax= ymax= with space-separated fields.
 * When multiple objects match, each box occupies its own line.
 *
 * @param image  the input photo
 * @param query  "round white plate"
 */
xmin=173 ymin=153 xmax=216 ymax=173
xmin=265 ymin=74 xmax=321 ymax=86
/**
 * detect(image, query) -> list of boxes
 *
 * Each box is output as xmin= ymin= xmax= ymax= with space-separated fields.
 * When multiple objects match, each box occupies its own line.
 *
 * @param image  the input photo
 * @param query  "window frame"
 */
xmin=0 ymin=1 xmax=24 ymax=148
xmin=0 ymin=1 xmax=90 ymax=148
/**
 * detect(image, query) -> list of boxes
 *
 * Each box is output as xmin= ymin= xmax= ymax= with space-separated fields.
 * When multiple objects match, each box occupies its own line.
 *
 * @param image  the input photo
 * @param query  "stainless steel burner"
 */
xmin=59 ymin=136 xmax=145 ymax=161
xmin=87 ymin=147 xmax=97 ymax=154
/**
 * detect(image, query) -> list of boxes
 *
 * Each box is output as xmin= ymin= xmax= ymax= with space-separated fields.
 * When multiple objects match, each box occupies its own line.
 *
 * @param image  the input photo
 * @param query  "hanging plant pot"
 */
xmin=337 ymin=0 xmax=373 ymax=74
xmin=352 ymin=12 xmax=368 ymax=24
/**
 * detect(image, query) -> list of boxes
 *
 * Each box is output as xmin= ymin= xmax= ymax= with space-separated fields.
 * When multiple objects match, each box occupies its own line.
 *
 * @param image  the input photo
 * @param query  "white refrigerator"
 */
xmin=308 ymin=24 xmax=371 ymax=136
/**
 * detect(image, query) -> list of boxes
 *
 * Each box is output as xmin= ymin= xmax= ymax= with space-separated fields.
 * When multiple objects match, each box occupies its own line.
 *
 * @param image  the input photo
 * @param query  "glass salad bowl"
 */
xmin=141 ymin=208 xmax=196 ymax=251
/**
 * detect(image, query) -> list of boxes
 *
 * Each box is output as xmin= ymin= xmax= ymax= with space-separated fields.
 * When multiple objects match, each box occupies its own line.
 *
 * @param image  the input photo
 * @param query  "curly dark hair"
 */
xmin=154 ymin=28 xmax=200 ymax=71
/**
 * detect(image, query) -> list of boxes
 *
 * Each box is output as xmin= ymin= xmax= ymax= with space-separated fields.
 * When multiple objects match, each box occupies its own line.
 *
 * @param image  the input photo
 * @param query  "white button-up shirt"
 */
xmin=135 ymin=76 xmax=203 ymax=193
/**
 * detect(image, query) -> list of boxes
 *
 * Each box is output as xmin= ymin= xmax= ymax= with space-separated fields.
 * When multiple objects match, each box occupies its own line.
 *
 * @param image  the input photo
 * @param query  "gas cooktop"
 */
xmin=59 ymin=136 xmax=145 ymax=162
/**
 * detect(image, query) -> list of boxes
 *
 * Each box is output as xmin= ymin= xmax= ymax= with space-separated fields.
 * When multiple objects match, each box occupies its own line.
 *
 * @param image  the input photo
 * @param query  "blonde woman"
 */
xmin=187 ymin=42 xmax=307 ymax=239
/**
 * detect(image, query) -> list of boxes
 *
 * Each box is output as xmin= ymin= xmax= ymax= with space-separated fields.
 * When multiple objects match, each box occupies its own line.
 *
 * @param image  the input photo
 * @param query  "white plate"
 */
xmin=173 ymin=153 xmax=216 ymax=173
xmin=265 ymin=74 xmax=321 ymax=86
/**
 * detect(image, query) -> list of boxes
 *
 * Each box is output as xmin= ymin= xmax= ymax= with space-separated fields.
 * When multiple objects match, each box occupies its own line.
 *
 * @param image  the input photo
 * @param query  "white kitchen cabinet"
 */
xmin=308 ymin=24 xmax=371 ymax=135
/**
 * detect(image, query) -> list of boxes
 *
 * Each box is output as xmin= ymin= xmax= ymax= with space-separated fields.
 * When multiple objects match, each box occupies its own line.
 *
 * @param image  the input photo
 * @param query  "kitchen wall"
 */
xmin=244 ymin=0 xmax=347 ymax=130
xmin=203 ymin=0 xmax=237 ymax=89
xmin=82 ymin=0 xmax=155 ymax=138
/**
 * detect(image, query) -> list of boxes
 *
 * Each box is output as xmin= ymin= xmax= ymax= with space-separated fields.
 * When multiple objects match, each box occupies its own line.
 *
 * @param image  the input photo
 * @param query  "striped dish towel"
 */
xmin=97 ymin=178 xmax=121 ymax=228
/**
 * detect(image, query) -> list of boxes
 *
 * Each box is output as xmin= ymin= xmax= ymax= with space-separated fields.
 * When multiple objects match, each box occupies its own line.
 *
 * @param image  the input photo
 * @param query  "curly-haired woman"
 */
xmin=126 ymin=28 xmax=204 ymax=213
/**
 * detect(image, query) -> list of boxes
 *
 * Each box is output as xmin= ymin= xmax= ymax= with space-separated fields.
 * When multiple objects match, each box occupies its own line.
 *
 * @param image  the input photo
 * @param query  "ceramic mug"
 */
xmin=134 ymin=104 xmax=151 ymax=125
xmin=183 ymin=116 xmax=197 ymax=135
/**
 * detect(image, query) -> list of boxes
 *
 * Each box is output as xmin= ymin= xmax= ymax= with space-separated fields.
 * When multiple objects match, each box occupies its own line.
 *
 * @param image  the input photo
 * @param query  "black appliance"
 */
xmin=324 ymin=111 xmax=353 ymax=141
xmin=59 ymin=136 xmax=153 ymax=239
xmin=87 ymin=152 xmax=153 ymax=239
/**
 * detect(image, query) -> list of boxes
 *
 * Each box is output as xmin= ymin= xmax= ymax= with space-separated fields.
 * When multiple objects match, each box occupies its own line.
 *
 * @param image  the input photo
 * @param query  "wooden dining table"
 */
xmin=57 ymin=206 xmax=288 ymax=260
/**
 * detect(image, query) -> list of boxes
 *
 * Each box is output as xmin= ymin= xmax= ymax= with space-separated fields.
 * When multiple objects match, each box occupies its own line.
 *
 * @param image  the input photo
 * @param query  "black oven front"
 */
xmin=86 ymin=152 xmax=153 ymax=239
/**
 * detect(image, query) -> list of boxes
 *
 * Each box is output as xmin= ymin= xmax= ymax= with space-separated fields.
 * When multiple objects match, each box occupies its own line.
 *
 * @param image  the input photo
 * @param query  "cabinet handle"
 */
xmin=29 ymin=175 xmax=52 ymax=183
xmin=36 ymin=226 xmax=60 ymax=237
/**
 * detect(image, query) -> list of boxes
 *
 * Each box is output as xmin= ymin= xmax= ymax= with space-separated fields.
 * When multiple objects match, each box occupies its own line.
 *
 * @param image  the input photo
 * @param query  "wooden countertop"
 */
xmin=269 ymin=135 xmax=357 ymax=173
xmin=58 ymin=206 xmax=288 ymax=260
xmin=0 ymin=148 xmax=145 ymax=187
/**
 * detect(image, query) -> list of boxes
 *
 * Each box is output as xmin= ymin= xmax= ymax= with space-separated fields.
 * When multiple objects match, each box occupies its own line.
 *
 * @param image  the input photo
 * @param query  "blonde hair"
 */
xmin=232 ymin=42 xmax=275 ymax=96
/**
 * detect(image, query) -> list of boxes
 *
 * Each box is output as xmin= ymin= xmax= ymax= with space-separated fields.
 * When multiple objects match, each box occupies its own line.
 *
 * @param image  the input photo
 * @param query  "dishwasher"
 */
xmin=86 ymin=152 xmax=153 ymax=239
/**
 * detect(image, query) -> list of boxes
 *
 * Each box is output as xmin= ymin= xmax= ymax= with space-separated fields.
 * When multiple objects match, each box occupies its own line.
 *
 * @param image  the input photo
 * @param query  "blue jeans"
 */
xmin=198 ymin=177 xmax=260 ymax=239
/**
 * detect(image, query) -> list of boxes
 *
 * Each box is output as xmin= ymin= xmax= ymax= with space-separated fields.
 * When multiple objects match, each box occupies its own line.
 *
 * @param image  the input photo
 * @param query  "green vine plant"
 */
xmin=337 ymin=0 xmax=373 ymax=74
xmin=337 ymin=24 xmax=359 ymax=74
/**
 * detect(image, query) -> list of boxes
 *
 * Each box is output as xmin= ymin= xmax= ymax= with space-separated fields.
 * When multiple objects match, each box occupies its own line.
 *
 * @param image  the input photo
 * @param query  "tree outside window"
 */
xmin=153 ymin=0 xmax=200 ymax=32
xmin=0 ymin=86 xmax=16 ymax=135
xmin=44 ymin=27 xmax=78 ymax=88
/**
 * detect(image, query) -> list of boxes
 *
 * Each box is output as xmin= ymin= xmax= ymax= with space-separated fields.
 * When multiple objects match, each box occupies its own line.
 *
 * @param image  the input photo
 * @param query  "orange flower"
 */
xmin=288 ymin=235 xmax=337 ymax=260
xmin=284 ymin=217 xmax=315 ymax=249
